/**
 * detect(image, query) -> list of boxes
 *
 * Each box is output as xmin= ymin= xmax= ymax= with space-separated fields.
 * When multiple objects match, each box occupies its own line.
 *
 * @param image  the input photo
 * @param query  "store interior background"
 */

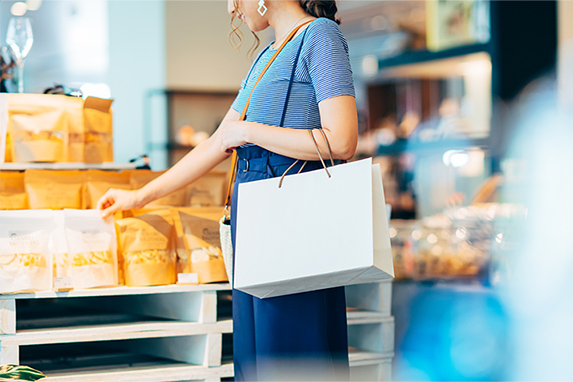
xmin=1 ymin=0 xmax=573 ymax=380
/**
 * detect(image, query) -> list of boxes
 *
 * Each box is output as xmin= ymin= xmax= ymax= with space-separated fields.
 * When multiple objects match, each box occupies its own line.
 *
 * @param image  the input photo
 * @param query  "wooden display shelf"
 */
xmin=1 ymin=282 xmax=393 ymax=381
xmin=0 ymin=283 xmax=231 ymax=300
xmin=3 ymin=320 xmax=233 ymax=347
xmin=349 ymin=349 xmax=394 ymax=367
xmin=1 ymin=284 xmax=232 ymax=382
xmin=349 ymin=350 xmax=394 ymax=382
xmin=40 ymin=355 xmax=234 ymax=382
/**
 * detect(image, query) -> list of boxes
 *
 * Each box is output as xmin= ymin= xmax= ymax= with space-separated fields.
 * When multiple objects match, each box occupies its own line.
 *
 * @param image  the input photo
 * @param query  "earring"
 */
xmin=257 ymin=0 xmax=267 ymax=16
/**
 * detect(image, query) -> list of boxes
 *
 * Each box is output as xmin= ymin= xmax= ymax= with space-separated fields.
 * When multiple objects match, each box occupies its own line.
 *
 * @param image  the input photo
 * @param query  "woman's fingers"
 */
xmin=97 ymin=189 xmax=135 ymax=219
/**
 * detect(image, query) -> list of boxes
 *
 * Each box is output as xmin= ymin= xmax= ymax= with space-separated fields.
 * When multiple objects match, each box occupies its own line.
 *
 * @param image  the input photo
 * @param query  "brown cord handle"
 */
xmin=223 ymin=20 xmax=314 ymax=218
xmin=278 ymin=129 xmax=335 ymax=188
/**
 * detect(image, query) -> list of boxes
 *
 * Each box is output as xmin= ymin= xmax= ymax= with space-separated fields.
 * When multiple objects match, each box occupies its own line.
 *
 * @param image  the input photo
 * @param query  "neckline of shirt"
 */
xmin=267 ymin=17 xmax=319 ymax=52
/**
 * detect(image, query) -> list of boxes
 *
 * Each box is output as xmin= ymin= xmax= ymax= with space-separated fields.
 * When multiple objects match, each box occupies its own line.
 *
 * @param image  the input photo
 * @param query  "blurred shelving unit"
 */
xmin=337 ymin=1 xmax=557 ymax=380
xmin=341 ymin=0 xmax=557 ymax=159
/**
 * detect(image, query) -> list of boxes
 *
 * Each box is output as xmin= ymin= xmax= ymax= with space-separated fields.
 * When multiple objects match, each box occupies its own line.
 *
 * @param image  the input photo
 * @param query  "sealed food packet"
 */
xmin=7 ymin=94 xmax=69 ymax=163
xmin=173 ymin=207 xmax=228 ymax=284
xmin=85 ymin=170 xmax=132 ymax=209
xmin=25 ymin=170 xmax=85 ymax=209
xmin=65 ymin=96 xmax=85 ymax=163
xmin=115 ymin=209 xmax=177 ymax=287
xmin=62 ymin=209 xmax=118 ymax=289
xmin=0 ymin=171 xmax=27 ymax=210
xmin=130 ymin=170 xmax=187 ymax=207
xmin=83 ymin=97 xmax=113 ymax=164
xmin=0 ymin=94 xmax=7 ymax=163
xmin=0 ymin=210 xmax=55 ymax=294
xmin=51 ymin=210 xmax=67 ymax=280
xmin=186 ymin=171 xmax=227 ymax=207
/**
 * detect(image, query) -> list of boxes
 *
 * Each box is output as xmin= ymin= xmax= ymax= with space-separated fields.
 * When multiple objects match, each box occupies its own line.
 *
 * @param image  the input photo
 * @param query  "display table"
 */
xmin=1 ymin=281 xmax=394 ymax=381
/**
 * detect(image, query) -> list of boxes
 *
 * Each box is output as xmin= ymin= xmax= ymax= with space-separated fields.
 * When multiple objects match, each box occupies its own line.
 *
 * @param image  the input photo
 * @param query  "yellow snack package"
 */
xmin=62 ymin=209 xmax=118 ymax=289
xmin=1 ymin=94 xmax=7 ymax=163
xmin=173 ymin=207 xmax=228 ymax=284
xmin=25 ymin=170 xmax=85 ymax=210
xmin=115 ymin=209 xmax=177 ymax=287
xmin=0 ymin=171 xmax=27 ymax=210
xmin=65 ymin=96 xmax=85 ymax=163
xmin=0 ymin=210 xmax=55 ymax=293
xmin=83 ymin=97 xmax=113 ymax=164
xmin=85 ymin=170 xmax=132 ymax=209
xmin=130 ymin=170 xmax=187 ymax=207
xmin=7 ymin=94 xmax=69 ymax=163
xmin=186 ymin=171 xmax=227 ymax=207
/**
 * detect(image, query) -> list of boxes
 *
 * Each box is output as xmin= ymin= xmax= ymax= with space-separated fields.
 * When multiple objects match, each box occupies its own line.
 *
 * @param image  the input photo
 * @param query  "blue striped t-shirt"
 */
xmin=231 ymin=18 xmax=355 ymax=136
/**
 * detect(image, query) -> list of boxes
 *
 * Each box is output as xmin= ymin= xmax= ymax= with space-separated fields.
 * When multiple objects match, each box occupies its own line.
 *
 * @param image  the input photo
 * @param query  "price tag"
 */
xmin=53 ymin=277 xmax=73 ymax=291
xmin=177 ymin=273 xmax=199 ymax=285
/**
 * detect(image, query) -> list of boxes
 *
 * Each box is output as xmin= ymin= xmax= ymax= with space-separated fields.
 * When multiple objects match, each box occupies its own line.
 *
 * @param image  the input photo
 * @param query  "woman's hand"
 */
xmin=97 ymin=188 xmax=144 ymax=219
xmin=215 ymin=119 xmax=250 ymax=153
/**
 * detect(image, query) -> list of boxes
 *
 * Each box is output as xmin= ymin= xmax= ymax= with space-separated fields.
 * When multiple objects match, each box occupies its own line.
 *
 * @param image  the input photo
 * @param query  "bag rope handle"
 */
xmin=278 ymin=128 xmax=336 ymax=188
xmin=223 ymin=19 xmax=314 ymax=219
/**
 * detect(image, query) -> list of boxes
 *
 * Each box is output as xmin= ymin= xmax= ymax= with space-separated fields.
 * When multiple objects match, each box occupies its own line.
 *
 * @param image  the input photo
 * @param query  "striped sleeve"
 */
xmin=303 ymin=19 xmax=355 ymax=104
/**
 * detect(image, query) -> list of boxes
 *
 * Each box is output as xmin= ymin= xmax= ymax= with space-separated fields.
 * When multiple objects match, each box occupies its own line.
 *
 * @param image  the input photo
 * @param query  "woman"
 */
xmin=98 ymin=0 xmax=358 ymax=380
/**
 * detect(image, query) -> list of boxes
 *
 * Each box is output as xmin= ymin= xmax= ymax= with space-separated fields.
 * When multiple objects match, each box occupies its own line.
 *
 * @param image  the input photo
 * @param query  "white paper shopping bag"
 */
xmin=234 ymin=158 xmax=394 ymax=299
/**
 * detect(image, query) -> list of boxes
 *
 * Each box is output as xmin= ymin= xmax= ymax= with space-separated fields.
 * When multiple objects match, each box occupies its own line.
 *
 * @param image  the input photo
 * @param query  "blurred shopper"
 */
xmin=97 ymin=0 xmax=357 ymax=380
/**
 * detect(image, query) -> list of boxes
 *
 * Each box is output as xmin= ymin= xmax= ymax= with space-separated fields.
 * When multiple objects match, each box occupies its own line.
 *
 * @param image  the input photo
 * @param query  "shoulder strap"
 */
xmin=223 ymin=19 xmax=313 ymax=216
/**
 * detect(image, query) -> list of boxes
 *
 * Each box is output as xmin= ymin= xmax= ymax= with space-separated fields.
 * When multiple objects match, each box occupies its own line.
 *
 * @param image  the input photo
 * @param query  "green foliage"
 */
xmin=0 ymin=364 xmax=46 ymax=381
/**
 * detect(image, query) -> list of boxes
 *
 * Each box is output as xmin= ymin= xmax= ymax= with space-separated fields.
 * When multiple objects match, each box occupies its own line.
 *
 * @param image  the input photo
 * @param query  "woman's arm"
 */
xmin=216 ymin=95 xmax=358 ymax=161
xmin=97 ymin=108 xmax=240 ymax=217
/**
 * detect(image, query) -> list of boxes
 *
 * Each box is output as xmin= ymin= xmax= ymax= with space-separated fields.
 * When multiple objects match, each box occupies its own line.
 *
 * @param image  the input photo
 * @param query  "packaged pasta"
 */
xmin=173 ymin=207 xmax=228 ymax=284
xmin=130 ymin=170 xmax=187 ymax=207
xmin=85 ymin=170 xmax=132 ymax=209
xmin=25 ymin=170 xmax=85 ymax=209
xmin=0 ymin=171 xmax=27 ymax=210
xmin=7 ymin=94 xmax=69 ymax=163
xmin=0 ymin=210 xmax=55 ymax=294
xmin=186 ymin=171 xmax=227 ymax=207
xmin=83 ymin=97 xmax=113 ymax=164
xmin=115 ymin=209 xmax=177 ymax=287
xmin=62 ymin=209 xmax=118 ymax=289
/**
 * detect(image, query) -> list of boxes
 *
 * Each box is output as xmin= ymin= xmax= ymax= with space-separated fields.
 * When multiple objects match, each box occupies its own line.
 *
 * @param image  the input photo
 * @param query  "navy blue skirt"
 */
xmin=230 ymin=146 xmax=349 ymax=381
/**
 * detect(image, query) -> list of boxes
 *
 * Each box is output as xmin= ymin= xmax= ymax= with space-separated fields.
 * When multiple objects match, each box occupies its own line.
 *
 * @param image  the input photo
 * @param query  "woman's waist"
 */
xmin=234 ymin=146 xmax=325 ymax=174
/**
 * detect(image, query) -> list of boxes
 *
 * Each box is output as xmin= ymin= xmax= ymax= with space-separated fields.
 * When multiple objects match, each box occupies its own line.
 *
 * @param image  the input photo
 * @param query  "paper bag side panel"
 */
xmin=372 ymin=163 xmax=394 ymax=278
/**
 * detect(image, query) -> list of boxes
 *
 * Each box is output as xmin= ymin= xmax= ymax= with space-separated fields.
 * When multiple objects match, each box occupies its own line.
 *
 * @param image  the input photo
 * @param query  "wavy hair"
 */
xmin=229 ymin=0 xmax=261 ymax=59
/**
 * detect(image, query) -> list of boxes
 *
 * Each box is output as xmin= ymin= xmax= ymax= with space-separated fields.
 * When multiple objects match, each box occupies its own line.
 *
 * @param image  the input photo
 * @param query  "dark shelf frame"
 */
xmin=377 ymin=138 xmax=490 ymax=156
xmin=376 ymin=43 xmax=491 ymax=71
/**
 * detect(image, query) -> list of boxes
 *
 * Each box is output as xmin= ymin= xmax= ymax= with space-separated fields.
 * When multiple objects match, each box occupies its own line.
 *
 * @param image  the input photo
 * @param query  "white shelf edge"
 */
xmin=346 ymin=311 xmax=395 ymax=325
xmin=3 ymin=319 xmax=233 ymax=346
xmin=43 ymin=362 xmax=234 ymax=382
xmin=349 ymin=350 xmax=394 ymax=366
xmin=0 ymin=283 xmax=232 ymax=300
xmin=0 ymin=162 xmax=138 ymax=171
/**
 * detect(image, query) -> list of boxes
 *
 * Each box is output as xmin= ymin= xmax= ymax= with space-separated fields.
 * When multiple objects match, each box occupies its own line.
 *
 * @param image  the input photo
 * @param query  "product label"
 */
xmin=177 ymin=272 xmax=199 ymax=285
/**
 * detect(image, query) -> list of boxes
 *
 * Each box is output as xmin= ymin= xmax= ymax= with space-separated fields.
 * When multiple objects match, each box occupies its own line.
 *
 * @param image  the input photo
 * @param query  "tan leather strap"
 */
xmin=223 ymin=19 xmax=314 ymax=216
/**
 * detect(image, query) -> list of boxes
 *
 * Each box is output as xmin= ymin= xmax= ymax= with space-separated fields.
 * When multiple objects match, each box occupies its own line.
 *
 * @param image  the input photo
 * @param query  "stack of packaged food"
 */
xmin=0 ymin=94 xmax=230 ymax=294
xmin=0 ymin=206 xmax=230 ymax=294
